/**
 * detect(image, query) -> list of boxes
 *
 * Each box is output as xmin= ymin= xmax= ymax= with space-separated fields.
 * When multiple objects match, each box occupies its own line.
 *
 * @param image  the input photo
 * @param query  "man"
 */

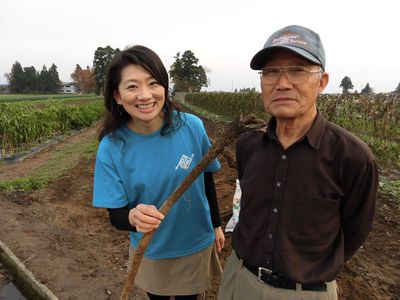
xmin=218 ymin=25 xmax=378 ymax=300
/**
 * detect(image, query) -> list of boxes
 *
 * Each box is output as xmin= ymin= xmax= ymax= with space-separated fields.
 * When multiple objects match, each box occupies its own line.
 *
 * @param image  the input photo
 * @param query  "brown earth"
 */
xmin=0 ymin=113 xmax=399 ymax=300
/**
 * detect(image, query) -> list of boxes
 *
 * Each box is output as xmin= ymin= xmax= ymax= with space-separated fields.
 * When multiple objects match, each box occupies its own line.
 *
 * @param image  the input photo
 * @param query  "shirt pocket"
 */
xmin=288 ymin=192 xmax=341 ymax=250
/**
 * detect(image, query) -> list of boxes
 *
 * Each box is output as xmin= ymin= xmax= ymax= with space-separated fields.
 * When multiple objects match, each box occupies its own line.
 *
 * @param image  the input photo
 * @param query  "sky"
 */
xmin=0 ymin=0 xmax=399 ymax=94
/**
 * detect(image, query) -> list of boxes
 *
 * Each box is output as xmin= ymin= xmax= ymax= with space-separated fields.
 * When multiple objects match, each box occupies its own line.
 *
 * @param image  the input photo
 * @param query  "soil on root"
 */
xmin=0 ymin=114 xmax=399 ymax=300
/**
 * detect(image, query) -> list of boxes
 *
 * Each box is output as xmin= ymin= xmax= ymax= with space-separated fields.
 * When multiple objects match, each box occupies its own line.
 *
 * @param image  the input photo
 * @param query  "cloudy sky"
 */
xmin=0 ymin=0 xmax=398 ymax=93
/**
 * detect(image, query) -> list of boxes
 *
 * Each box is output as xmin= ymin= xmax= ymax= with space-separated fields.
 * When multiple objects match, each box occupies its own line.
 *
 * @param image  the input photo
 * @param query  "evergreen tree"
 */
xmin=169 ymin=50 xmax=208 ymax=92
xmin=6 ymin=62 xmax=61 ymax=93
xmin=23 ymin=66 xmax=37 ymax=92
xmin=361 ymin=83 xmax=373 ymax=94
xmin=48 ymin=63 xmax=62 ymax=93
xmin=339 ymin=76 xmax=354 ymax=94
xmin=37 ymin=65 xmax=51 ymax=93
xmin=93 ymin=46 xmax=120 ymax=95
xmin=5 ymin=61 xmax=25 ymax=93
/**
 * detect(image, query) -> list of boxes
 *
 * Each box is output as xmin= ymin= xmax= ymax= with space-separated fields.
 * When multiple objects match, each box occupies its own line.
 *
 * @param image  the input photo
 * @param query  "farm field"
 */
xmin=0 ymin=94 xmax=101 ymax=103
xmin=0 ymin=102 xmax=399 ymax=299
xmin=0 ymin=94 xmax=103 ymax=163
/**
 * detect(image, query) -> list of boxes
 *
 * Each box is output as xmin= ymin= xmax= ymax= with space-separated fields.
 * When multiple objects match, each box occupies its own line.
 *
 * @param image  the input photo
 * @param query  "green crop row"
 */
xmin=0 ymin=100 xmax=104 ymax=155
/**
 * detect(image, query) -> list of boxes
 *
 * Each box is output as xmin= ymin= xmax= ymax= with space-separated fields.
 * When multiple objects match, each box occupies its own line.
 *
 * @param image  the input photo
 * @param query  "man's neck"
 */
xmin=275 ymin=110 xmax=317 ymax=150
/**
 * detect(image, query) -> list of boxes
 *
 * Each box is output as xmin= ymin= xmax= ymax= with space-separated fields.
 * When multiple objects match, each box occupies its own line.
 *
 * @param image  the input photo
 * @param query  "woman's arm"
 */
xmin=204 ymin=172 xmax=225 ymax=252
xmin=108 ymin=204 xmax=164 ymax=233
xmin=108 ymin=173 xmax=220 ymax=235
xmin=108 ymin=205 xmax=136 ymax=231
xmin=204 ymin=172 xmax=221 ymax=227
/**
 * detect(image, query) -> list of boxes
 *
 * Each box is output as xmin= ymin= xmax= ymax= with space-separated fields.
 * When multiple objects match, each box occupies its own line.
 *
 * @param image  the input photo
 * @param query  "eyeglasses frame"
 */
xmin=258 ymin=66 xmax=322 ymax=85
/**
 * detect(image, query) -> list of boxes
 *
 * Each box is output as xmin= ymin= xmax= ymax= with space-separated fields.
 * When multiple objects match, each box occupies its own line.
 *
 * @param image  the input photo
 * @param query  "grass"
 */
xmin=379 ymin=178 xmax=400 ymax=200
xmin=0 ymin=134 xmax=98 ymax=192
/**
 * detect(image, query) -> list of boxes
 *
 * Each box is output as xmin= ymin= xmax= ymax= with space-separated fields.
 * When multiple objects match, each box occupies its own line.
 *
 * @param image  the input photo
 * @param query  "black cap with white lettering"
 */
xmin=250 ymin=25 xmax=326 ymax=70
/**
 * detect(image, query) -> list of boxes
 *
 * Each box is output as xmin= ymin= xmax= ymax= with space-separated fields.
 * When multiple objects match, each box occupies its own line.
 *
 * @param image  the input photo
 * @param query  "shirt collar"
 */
xmin=264 ymin=111 xmax=326 ymax=150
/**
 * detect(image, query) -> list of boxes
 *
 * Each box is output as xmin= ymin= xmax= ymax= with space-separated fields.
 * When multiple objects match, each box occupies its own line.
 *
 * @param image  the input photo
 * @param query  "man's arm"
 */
xmin=341 ymin=158 xmax=378 ymax=260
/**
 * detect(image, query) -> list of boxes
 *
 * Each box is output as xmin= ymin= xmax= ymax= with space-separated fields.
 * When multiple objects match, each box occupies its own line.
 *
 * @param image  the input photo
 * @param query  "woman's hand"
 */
xmin=214 ymin=226 xmax=225 ymax=252
xmin=129 ymin=204 xmax=164 ymax=233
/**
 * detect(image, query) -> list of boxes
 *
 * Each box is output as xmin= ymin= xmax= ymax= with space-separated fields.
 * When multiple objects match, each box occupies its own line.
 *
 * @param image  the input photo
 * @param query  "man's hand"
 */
xmin=129 ymin=204 xmax=165 ymax=233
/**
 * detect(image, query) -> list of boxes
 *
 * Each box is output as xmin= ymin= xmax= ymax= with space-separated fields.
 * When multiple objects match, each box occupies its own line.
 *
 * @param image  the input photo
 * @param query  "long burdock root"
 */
xmin=120 ymin=115 xmax=266 ymax=300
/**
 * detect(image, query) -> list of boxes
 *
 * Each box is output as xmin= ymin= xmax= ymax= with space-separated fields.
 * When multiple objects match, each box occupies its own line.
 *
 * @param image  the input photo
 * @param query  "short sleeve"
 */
xmin=92 ymin=138 xmax=128 ymax=209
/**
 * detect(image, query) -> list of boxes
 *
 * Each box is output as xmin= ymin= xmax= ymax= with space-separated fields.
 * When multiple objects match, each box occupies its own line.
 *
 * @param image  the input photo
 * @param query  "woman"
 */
xmin=93 ymin=45 xmax=224 ymax=300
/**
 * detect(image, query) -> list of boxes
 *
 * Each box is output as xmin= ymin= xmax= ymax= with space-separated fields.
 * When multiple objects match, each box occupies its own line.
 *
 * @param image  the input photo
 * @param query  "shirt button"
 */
xmin=273 ymin=208 xmax=278 ymax=213
xmin=268 ymin=234 xmax=273 ymax=239
xmin=282 ymin=155 xmax=287 ymax=160
xmin=276 ymin=181 xmax=281 ymax=187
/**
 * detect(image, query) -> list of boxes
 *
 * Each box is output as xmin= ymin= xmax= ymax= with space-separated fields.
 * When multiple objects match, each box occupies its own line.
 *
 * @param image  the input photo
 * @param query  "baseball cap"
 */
xmin=250 ymin=25 xmax=325 ymax=70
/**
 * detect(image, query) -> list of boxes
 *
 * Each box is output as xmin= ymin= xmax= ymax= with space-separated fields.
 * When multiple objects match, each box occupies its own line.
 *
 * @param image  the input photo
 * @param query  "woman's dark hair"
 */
xmin=99 ymin=45 xmax=181 ymax=140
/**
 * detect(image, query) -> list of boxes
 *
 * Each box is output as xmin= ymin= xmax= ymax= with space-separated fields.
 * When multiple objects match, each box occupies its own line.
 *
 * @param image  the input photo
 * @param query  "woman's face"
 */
xmin=114 ymin=64 xmax=166 ymax=134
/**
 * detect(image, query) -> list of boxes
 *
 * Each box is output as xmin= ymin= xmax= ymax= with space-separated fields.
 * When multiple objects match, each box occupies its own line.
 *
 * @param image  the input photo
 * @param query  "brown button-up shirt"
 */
xmin=232 ymin=112 xmax=378 ymax=284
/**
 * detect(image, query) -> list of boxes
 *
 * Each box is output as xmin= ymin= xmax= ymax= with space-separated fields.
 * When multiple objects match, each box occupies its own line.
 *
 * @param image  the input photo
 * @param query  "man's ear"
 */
xmin=318 ymin=72 xmax=329 ymax=94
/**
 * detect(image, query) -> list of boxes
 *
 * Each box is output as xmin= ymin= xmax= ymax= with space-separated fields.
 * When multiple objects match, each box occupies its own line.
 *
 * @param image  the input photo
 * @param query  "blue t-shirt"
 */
xmin=93 ymin=112 xmax=221 ymax=259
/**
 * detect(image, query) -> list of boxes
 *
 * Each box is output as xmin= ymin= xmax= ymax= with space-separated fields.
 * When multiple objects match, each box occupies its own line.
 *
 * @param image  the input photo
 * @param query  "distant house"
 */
xmin=59 ymin=82 xmax=78 ymax=94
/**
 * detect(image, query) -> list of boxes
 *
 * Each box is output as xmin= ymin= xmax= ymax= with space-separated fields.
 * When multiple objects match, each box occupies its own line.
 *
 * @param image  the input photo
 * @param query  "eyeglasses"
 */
xmin=258 ymin=66 xmax=322 ymax=85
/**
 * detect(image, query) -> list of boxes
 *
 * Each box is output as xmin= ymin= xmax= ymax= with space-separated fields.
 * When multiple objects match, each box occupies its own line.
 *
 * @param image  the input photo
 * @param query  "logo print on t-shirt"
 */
xmin=175 ymin=154 xmax=194 ymax=170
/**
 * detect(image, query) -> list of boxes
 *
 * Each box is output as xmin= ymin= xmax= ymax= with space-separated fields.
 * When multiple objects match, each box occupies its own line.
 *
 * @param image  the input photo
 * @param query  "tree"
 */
xmin=169 ymin=50 xmax=208 ymax=92
xmin=71 ymin=64 xmax=83 ymax=93
xmin=238 ymin=87 xmax=257 ymax=93
xmin=23 ymin=66 xmax=37 ymax=92
xmin=392 ymin=83 xmax=400 ymax=94
xmin=339 ymin=76 xmax=354 ymax=94
xmin=71 ymin=64 xmax=95 ymax=94
xmin=93 ymin=46 xmax=120 ymax=95
xmin=48 ymin=63 xmax=62 ymax=93
xmin=5 ymin=61 xmax=25 ymax=93
xmin=361 ymin=83 xmax=373 ymax=94
xmin=37 ymin=65 xmax=51 ymax=93
xmin=6 ymin=62 xmax=60 ymax=93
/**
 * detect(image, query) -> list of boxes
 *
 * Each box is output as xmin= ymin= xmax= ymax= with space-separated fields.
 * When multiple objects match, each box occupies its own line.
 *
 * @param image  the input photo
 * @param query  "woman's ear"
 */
xmin=114 ymin=91 xmax=122 ymax=104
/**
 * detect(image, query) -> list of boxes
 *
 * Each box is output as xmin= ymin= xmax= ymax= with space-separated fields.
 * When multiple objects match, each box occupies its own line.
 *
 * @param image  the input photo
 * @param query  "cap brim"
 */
xmin=250 ymin=46 xmax=322 ymax=70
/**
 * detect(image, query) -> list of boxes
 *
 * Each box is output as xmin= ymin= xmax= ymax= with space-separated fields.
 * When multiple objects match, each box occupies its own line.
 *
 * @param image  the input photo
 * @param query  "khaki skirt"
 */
xmin=128 ymin=243 xmax=222 ymax=296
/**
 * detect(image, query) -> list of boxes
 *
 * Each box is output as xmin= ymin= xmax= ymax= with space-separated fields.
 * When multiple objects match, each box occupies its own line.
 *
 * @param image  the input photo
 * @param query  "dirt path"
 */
xmin=0 ymin=114 xmax=399 ymax=299
xmin=0 ymin=126 xmax=100 ymax=181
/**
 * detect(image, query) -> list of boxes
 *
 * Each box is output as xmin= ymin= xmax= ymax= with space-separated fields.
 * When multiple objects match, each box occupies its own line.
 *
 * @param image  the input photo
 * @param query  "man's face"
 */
xmin=260 ymin=49 xmax=329 ymax=121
